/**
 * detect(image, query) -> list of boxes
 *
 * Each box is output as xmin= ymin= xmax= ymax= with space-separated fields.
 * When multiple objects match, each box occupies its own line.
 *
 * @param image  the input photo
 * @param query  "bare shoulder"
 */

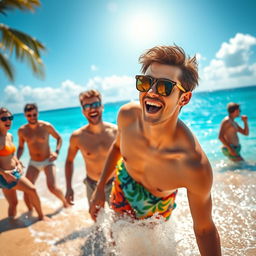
xmin=118 ymin=101 xmax=141 ymax=127
xmin=71 ymin=126 xmax=88 ymax=138
xmin=103 ymin=122 xmax=117 ymax=134
xmin=39 ymin=120 xmax=52 ymax=128
xmin=220 ymin=117 xmax=231 ymax=128
xmin=18 ymin=124 xmax=27 ymax=134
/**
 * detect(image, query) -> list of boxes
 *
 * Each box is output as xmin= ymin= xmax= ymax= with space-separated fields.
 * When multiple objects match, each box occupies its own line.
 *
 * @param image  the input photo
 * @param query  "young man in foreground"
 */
xmin=90 ymin=45 xmax=221 ymax=255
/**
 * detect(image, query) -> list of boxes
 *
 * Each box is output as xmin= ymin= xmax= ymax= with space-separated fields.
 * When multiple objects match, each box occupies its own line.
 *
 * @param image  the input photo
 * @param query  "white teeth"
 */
xmin=90 ymin=112 xmax=98 ymax=117
xmin=145 ymin=101 xmax=161 ymax=107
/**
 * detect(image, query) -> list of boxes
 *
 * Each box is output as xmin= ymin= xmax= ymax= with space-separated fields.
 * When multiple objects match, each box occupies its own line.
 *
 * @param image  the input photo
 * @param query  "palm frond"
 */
xmin=0 ymin=23 xmax=45 ymax=79
xmin=0 ymin=0 xmax=40 ymax=15
xmin=0 ymin=53 xmax=14 ymax=80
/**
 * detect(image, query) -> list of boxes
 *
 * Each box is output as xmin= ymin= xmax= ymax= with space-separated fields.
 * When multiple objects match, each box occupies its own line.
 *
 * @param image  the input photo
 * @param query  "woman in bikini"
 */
xmin=0 ymin=107 xmax=46 ymax=220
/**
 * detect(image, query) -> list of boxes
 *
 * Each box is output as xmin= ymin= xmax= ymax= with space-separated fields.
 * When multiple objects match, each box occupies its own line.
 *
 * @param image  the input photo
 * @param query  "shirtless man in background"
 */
xmin=17 ymin=103 xmax=69 ymax=210
xmin=65 ymin=90 xmax=117 ymax=206
xmin=219 ymin=102 xmax=249 ymax=161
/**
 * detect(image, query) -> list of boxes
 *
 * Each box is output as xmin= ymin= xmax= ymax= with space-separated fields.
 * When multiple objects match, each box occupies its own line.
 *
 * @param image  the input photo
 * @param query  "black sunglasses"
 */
xmin=82 ymin=101 xmax=101 ymax=110
xmin=135 ymin=75 xmax=186 ymax=96
xmin=1 ymin=116 xmax=14 ymax=122
xmin=26 ymin=113 xmax=37 ymax=118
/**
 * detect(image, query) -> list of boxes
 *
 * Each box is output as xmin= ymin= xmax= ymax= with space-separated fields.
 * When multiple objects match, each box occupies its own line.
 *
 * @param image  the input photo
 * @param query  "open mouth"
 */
xmin=5 ymin=124 xmax=11 ymax=128
xmin=89 ymin=111 xmax=99 ymax=118
xmin=145 ymin=100 xmax=163 ymax=114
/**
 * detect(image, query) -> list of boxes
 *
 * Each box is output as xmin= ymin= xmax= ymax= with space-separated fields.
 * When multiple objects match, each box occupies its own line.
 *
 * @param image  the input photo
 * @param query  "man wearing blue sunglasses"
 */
xmin=65 ymin=89 xmax=117 ymax=209
xmin=90 ymin=46 xmax=221 ymax=256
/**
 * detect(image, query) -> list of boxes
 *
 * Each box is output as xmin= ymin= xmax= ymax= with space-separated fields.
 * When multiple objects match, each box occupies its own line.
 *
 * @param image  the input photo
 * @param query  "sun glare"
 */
xmin=125 ymin=13 xmax=160 ymax=44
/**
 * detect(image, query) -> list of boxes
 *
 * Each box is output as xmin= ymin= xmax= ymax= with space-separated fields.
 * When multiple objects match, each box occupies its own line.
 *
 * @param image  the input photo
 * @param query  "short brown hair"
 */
xmin=24 ymin=103 xmax=38 ymax=113
xmin=139 ymin=45 xmax=199 ymax=92
xmin=227 ymin=102 xmax=240 ymax=114
xmin=79 ymin=89 xmax=102 ymax=105
xmin=0 ymin=107 xmax=12 ymax=116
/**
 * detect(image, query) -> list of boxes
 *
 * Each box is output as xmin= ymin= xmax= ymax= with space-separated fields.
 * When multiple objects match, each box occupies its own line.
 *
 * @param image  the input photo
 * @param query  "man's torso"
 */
xmin=222 ymin=117 xmax=239 ymax=146
xmin=20 ymin=121 xmax=51 ymax=161
xmin=75 ymin=122 xmax=117 ymax=181
xmin=119 ymin=103 xmax=209 ymax=198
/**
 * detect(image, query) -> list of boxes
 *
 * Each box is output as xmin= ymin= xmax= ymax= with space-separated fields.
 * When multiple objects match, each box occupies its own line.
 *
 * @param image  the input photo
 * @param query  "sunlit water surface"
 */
xmin=1 ymin=86 xmax=256 ymax=255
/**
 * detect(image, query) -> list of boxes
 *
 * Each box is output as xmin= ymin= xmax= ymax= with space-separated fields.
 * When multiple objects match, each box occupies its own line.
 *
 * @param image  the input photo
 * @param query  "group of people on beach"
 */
xmin=0 ymin=45 xmax=249 ymax=256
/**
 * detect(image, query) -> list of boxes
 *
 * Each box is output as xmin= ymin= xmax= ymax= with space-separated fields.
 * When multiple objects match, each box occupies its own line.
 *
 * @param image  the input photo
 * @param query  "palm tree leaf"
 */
xmin=0 ymin=0 xmax=40 ymax=15
xmin=0 ymin=53 xmax=14 ymax=80
xmin=0 ymin=23 xmax=45 ymax=78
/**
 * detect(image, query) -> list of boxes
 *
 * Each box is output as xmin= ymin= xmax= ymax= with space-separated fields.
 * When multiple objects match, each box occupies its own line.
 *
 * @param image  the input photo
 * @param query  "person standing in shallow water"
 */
xmin=219 ymin=102 xmax=249 ymax=161
xmin=65 ymin=90 xmax=117 ymax=207
xmin=17 ymin=103 xmax=69 ymax=210
xmin=0 ymin=107 xmax=46 ymax=220
xmin=90 ymin=45 xmax=221 ymax=256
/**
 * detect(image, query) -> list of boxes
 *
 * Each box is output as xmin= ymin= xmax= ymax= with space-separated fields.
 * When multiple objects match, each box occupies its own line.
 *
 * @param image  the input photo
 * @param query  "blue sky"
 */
xmin=1 ymin=0 xmax=256 ymax=112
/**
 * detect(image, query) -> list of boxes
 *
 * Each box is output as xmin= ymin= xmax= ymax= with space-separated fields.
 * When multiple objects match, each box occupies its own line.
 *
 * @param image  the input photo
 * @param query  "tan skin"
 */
xmin=219 ymin=108 xmax=249 ymax=161
xmin=0 ymin=112 xmax=46 ymax=220
xmin=17 ymin=109 xmax=69 ymax=209
xmin=65 ymin=96 xmax=117 ymax=205
xmin=90 ymin=63 xmax=221 ymax=256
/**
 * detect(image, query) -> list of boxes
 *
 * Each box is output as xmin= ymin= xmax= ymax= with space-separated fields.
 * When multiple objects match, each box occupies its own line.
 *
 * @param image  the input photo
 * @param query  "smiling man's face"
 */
xmin=139 ymin=62 xmax=182 ymax=124
xmin=82 ymin=96 xmax=103 ymax=125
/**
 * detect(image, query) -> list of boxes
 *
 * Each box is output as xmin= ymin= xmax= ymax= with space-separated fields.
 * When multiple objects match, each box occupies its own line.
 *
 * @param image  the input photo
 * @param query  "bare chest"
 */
xmin=23 ymin=128 xmax=49 ymax=144
xmin=78 ymin=133 xmax=115 ymax=158
xmin=120 ymin=126 xmax=184 ymax=194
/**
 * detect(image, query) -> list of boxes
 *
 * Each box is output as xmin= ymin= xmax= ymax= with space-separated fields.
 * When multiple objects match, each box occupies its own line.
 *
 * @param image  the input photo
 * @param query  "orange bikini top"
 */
xmin=0 ymin=143 xmax=16 ymax=156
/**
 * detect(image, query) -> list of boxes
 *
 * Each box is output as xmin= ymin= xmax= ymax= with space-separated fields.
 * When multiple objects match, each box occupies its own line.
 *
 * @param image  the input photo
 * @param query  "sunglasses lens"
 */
xmin=1 ymin=117 xmax=7 ymax=121
xmin=136 ymin=76 xmax=151 ymax=92
xmin=92 ymin=102 xmax=101 ymax=108
xmin=9 ymin=116 xmax=14 ymax=121
xmin=156 ymin=81 xmax=174 ymax=96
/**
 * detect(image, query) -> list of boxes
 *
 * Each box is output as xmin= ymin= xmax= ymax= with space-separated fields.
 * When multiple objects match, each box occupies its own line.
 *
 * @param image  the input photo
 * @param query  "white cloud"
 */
xmin=90 ymin=65 xmax=98 ymax=71
xmin=2 ymin=76 xmax=137 ymax=113
xmin=199 ymin=33 xmax=256 ymax=91
xmin=196 ymin=53 xmax=206 ymax=62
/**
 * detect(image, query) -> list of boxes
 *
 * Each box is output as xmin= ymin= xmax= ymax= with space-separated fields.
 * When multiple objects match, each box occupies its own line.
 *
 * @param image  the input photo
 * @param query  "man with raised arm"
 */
xmin=65 ymin=90 xmax=117 ymax=206
xmin=17 ymin=103 xmax=68 ymax=209
xmin=90 ymin=46 xmax=221 ymax=256
xmin=219 ymin=102 xmax=249 ymax=161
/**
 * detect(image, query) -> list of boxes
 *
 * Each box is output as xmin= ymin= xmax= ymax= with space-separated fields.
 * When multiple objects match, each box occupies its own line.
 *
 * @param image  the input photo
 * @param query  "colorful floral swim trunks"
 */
xmin=110 ymin=161 xmax=177 ymax=220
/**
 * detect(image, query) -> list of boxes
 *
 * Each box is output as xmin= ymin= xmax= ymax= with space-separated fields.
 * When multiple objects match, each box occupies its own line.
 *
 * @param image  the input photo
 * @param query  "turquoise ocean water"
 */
xmin=2 ymin=85 xmax=256 ymax=255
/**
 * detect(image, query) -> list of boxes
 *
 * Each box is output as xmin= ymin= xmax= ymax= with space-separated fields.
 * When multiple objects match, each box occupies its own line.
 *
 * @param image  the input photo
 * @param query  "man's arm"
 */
xmin=65 ymin=134 xmax=79 ymax=205
xmin=89 ymin=133 xmax=121 ymax=221
xmin=17 ymin=128 xmax=25 ymax=159
xmin=187 ymin=165 xmax=221 ymax=256
xmin=237 ymin=115 xmax=249 ymax=135
xmin=47 ymin=124 xmax=62 ymax=160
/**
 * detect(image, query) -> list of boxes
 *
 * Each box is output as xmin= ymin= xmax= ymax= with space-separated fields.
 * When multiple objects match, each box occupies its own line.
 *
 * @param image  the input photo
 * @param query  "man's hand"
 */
xmin=16 ymin=161 xmax=24 ymax=175
xmin=1 ymin=170 xmax=17 ymax=183
xmin=65 ymin=188 xmax=74 ymax=205
xmin=241 ymin=115 xmax=248 ymax=122
xmin=49 ymin=151 xmax=58 ymax=162
xmin=89 ymin=186 xmax=105 ymax=221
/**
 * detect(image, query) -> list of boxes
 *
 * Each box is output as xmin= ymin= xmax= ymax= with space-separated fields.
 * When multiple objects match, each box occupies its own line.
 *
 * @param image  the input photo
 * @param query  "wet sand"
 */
xmin=0 ymin=198 xmax=96 ymax=256
xmin=0 ymin=199 xmax=50 ymax=256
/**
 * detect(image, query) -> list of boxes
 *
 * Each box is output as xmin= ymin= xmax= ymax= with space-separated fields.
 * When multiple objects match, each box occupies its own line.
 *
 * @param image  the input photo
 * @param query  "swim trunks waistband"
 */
xmin=222 ymin=144 xmax=241 ymax=160
xmin=28 ymin=158 xmax=55 ymax=171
